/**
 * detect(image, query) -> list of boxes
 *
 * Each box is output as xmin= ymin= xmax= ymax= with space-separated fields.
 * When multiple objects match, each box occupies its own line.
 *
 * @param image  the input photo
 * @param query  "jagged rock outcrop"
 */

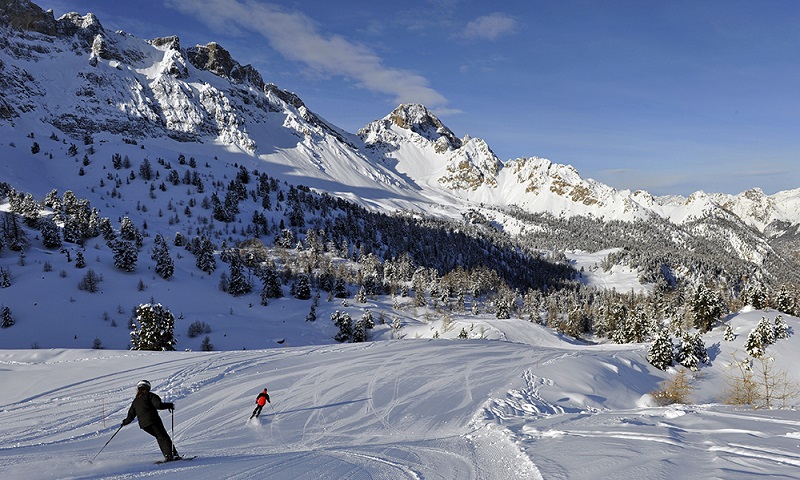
xmin=387 ymin=104 xmax=462 ymax=151
xmin=0 ymin=0 xmax=56 ymax=35
xmin=187 ymin=42 xmax=264 ymax=87
xmin=152 ymin=35 xmax=181 ymax=51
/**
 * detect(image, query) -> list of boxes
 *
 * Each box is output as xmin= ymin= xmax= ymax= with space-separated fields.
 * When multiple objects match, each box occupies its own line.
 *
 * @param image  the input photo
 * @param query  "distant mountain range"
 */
xmin=1 ymin=0 xmax=798 ymax=283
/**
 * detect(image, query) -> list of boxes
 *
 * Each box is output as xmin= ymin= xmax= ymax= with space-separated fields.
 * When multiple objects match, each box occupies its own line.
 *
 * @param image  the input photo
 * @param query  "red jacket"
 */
xmin=256 ymin=390 xmax=270 ymax=406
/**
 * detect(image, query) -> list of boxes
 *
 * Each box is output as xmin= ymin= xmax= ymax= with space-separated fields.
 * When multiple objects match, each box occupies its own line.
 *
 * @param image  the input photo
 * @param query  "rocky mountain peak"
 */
xmin=0 ymin=0 xmax=56 ymax=34
xmin=186 ymin=42 xmax=264 ymax=88
xmin=151 ymin=35 xmax=181 ymax=51
xmin=387 ymin=103 xmax=461 ymax=150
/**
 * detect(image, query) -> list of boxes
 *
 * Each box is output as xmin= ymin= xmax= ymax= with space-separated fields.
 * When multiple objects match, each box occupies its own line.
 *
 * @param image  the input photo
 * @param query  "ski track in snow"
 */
xmin=3 ymin=313 xmax=800 ymax=479
xmin=0 ymin=342 xmax=545 ymax=479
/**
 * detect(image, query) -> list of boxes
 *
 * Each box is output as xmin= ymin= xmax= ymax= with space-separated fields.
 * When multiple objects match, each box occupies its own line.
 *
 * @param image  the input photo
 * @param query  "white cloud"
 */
xmin=164 ymin=0 xmax=448 ymax=107
xmin=460 ymin=13 xmax=518 ymax=41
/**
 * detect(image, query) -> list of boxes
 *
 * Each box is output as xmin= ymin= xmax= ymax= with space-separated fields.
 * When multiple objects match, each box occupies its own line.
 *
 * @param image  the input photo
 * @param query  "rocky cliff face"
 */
xmin=0 ymin=0 xmax=57 ymax=35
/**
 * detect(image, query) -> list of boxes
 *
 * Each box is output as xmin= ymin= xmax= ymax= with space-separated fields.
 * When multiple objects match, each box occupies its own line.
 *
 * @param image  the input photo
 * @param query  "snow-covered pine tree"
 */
xmin=723 ymin=324 xmax=735 ymax=341
xmin=38 ymin=215 xmax=62 ymax=249
xmin=130 ymin=303 xmax=176 ymax=351
xmin=352 ymin=318 xmax=367 ymax=342
xmin=648 ymin=329 xmax=674 ymax=371
xmin=151 ymin=234 xmax=174 ymax=279
xmin=353 ymin=310 xmax=375 ymax=342
xmin=742 ymin=281 xmax=768 ymax=309
xmin=676 ymin=332 xmax=708 ymax=371
xmin=774 ymin=315 xmax=789 ymax=340
xmin=75 ymin=251 xmax=86 ymax=268
xmin=754 ymin=316 xmax=776 ymax=347
xmin=109 ymin=239 xmax=137 ymax=272
xmin=333 ymin=277 xmax=348 ymax=299
xmin=294 ymin=274 xmax=312 ymax=300
xmin=1 ymin=306 xmax=14 ymax=328
xmin=195 ymin=236 xmax=216 ymax=274
xmin=0 ymin=268 xmax=11 ymax=288
xmin=120 ymin=217 xmax=138 ymax=241
xmin=259 ymin=266 xmax=283 ymax=299
xmin=331 ymin=310 xmax=352 ymax=342
xmin=744 ymin=327 xmax=765 ymax=358
xmin=774 ymin=285 xmax=797 ymax=316
xmin=227 ymin=255 xmax=252 ymax=296
xmin=688 ymin=282 xmax=725 ymax=332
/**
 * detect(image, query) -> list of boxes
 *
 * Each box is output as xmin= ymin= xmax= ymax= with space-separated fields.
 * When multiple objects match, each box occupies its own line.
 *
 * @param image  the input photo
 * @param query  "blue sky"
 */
xmin=43 ymin=0 xmax=800 ymax=196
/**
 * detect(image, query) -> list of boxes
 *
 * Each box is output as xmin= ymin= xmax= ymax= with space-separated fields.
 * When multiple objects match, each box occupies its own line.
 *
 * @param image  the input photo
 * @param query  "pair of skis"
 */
xmin=155 ymin=455 xmax=197 ymax=465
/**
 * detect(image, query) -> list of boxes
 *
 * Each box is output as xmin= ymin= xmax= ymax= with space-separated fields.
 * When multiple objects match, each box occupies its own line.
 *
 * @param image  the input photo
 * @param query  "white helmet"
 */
xmin=137 ymin=380 xmax=151 ymax=390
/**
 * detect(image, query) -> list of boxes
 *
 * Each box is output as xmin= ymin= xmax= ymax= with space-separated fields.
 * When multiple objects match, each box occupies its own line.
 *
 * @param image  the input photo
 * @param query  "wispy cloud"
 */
xmin=460 ymin=13 xmax=518 ymax=41
xmin=164 ymin=0 xmax=448 ymax=107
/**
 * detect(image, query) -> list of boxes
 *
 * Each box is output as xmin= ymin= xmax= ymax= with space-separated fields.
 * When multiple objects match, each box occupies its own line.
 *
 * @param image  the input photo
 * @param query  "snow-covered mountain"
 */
xmin=2 ymin=0 xmax=799 ymax=233
xmin=1 ymin=0 xmax=799 ymax=298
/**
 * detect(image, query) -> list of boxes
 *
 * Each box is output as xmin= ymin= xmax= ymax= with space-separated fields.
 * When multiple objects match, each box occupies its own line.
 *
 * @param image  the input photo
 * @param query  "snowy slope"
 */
xmin=2 ymin=309 xmax=800 ymax=479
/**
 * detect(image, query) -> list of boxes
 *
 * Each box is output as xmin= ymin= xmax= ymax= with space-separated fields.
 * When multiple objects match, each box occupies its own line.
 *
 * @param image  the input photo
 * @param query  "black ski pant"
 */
xmin=251 ymin=404 xmax=264 ymax=418
xmin=142 ymin=422 xmax=176 ymax=457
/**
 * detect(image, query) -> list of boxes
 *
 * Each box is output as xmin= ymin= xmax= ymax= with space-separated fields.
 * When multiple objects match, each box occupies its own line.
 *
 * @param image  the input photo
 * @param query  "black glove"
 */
xmin=121 ymin=419 xmax=130 ymax=426
xmin=165 ymin=402 xmax=175 ymax=412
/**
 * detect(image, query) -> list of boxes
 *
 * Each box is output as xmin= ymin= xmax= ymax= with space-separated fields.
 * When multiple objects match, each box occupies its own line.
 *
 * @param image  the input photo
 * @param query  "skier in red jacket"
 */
xmin=250 ymin=388 xmax=271 ymax=419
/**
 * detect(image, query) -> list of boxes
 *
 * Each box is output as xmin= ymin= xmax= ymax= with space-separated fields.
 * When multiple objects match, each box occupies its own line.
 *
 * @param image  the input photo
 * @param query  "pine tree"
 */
xmin=195 ymin=236 xmax=216 ymax=274
xmin=742 ymin=317 xmax=780 ymax=360
xmin=78 ymin=268 xmax=102 ymax=292
xmin=1 ymin=306 xmax=14 ymax=328
xmin=688 ymin=283 xmax=725 ymax=332
xmin=723 ymin=324 xmax=735 ymax=341
xmin=331 ymin=311 xmax=352 ymax=342
xmin=754 ymin=316 xmax=776 ymax=347
xmin=151 ymin=234 xmax=174 ymax=279
xmin=774 ymin=315 xmax=790 ymax=340
xmin=354 ymin=286 xmax=367 ymax=304
xmin=130 ymin=303 xmax=176 ymax=351
xmin=648 ymin=330 xmax=674 ymax=371
xmin=676 ymin=332 xmax=708 ymax=371
xmin=306 ymin=303 xmax=317 ymax=321
xmin=742 ymin=281 xmax=768 ymax=309
xmin=227 ymin=255 xmax=252 ymax=296
xmin=294 ymin=274 xmax=312 ymax=300
xmin=774 ymin=285 xmax=797 ymax=316
xmin=72 ymin=251 xmax=85 ymax=268
xmin=353 ymin=310 xmax=375 ymax=342
xmin=201 ymin=336 xmax=213 ymax=351
xmin=333 ymin=277 xmax=348 ymax=299
xmin=110 ymin=239 xmax=137 ymax=272
xmin=744 ymin=328 xmax=765 ymax=358
xmin=0 ymin=268 xmax=12 ymax=288
xmin=259 ymin=267 xmax=283 ymax=299
xmin=38 ymin=216 xmax=62 ymax=249
xmin=120 ymin=217 xmax=138 ymax=241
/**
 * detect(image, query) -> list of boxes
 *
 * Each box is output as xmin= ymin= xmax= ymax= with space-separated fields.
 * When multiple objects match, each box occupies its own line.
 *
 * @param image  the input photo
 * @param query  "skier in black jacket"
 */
xmin=121 ymin=380 xmax=179 ymax=462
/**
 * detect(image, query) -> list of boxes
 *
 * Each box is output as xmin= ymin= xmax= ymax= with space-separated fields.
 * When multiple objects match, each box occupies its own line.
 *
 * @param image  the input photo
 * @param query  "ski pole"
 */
xmin=90 ymin=424 xmax=123 ymax=463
